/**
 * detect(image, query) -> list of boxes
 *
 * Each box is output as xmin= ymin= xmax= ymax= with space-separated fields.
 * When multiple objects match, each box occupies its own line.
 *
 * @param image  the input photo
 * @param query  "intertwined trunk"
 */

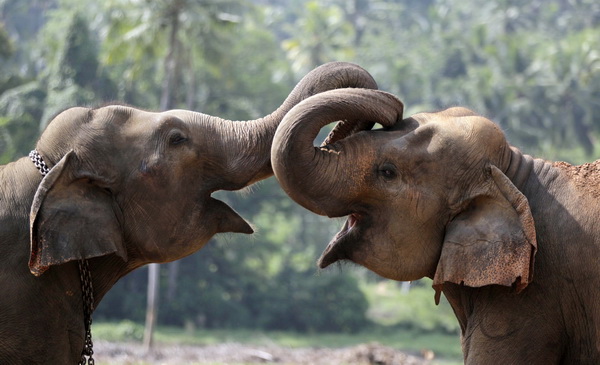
xmin=271 ymin=88 xmax=404 ymax=216
xmin=187 ymin=62 xmax=380 ymax=190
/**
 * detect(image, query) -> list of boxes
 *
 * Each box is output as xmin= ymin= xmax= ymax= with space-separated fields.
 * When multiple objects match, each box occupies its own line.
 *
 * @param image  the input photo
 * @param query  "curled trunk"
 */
xmin=271 ymin=88 xmax=404 ymax=216
xmin=199 ymin=62 xmax=379 ymax=190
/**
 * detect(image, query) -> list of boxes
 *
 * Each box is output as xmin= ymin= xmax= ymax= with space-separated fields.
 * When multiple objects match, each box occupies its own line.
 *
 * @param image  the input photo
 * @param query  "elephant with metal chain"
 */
xmin=0 ymin=62 xmax=377 ymax=363
xmin=271 ymin=88 xmax=600 ymax=364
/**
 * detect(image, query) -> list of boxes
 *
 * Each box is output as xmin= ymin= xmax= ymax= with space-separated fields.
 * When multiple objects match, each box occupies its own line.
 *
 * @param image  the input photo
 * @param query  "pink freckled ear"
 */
xmin=432 ymin=165 xmax=537 ymax=304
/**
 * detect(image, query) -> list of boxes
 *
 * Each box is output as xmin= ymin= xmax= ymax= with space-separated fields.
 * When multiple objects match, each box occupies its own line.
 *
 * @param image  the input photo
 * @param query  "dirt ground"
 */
xmin=94 ymin=340 xmax=432 ymax=365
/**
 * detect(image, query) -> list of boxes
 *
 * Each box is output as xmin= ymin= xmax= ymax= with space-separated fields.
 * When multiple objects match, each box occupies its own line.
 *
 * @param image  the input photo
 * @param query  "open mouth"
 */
xmin=317 ymin=213 xmax=365 ymax=268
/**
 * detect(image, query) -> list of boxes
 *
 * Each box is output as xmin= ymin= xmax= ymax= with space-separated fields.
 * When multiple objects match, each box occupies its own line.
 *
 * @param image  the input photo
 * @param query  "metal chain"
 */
xmin=28 ymin=150 xmax=50 ymax=176
xmin=78 ymin=259 xmax=95 ymax=365
xmin=29 ymin=150 xmax=95 ymax=365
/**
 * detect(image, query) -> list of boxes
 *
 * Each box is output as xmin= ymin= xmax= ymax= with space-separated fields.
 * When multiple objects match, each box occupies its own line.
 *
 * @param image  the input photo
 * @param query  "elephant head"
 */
xmin=272 ymin=88 xmax=537 ymax=302
xmin=28 ymin=62 xmax=377 ymax=276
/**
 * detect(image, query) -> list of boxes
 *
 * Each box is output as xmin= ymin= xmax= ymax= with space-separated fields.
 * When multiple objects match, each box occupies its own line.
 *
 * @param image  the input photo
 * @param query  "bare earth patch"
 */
xmin=94 ymin=340 xmax=431 ymax=364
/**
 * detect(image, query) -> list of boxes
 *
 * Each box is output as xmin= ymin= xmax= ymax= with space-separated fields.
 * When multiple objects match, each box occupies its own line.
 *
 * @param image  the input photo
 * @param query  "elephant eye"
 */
xmin=379 ymin=163 xmax=398 ymax=180
xmin=382 ymin=169 xmax=396 ymax=178
xmin=169 ymin=132 xmax=188 ymax=146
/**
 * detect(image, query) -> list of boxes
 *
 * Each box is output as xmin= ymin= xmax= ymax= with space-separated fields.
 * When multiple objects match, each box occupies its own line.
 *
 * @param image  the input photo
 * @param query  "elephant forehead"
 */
xmin=432 ymin=114 xmax=505 ymax=148
xmin=383 ymin=123 xmax=441 ymax=157
xmin=413 ymin=109 xmax=495 ymax=133
xmin=125 ymin=109 xmax=168 ymax=126
xmin=120 ymin=110 xmax=184 ymax=138
xmin=92 ymin=105 xmax=134 ymax=124
xmin=408 ymin=113 xmax=504 ymax=156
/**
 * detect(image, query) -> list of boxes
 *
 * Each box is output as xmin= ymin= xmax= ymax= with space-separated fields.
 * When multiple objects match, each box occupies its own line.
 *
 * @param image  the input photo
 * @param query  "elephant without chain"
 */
xmin=0 ymin=62 xmax=377 ymax=363
xmin=272 ymin=88 xmax=600 ymax=364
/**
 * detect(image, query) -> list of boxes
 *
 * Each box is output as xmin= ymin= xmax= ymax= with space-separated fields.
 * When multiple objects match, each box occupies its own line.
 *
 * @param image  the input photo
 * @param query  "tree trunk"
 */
xmin=160 ymin=8 xmax=180 ymax=111
xmin=185 ymin=49 xmax=196 ymax=110
xmin=143 ymin=263 xmax=160 ymax=352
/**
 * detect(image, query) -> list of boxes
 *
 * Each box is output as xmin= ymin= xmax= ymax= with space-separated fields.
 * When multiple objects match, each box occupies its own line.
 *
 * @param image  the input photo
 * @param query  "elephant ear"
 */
xmin=29 ymin=150 xmax=127 ymax=276
xmin=432 ymin=165 xmax=537 ymax=304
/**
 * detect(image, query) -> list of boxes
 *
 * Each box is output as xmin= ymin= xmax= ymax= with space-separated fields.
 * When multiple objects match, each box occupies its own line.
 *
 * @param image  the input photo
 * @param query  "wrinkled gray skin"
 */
xmin=272 ymin=88 xmax=600 ymax=364
xmin=0 ymin=62 xmax=377 ymax=363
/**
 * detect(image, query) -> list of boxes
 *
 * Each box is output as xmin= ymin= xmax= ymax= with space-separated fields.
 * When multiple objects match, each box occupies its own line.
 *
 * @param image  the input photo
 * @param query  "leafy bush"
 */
xmin=93 ymin=320 xmax=144 ymax=342
xmin=363 ymin=279 xmax=460 ymax=334
xmin=97 ymin=244 xmax=371 ymax=334
xmin=257 ymin=268 xmax=370 ymax=333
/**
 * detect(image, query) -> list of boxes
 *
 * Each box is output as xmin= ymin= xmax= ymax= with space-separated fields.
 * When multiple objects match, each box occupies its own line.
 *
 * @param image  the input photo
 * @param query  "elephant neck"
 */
xmin=502 ymin=146 xmax=598 ymax=280
xmin=88 ymin=254 xmax=135 ymax=308
xmin=0 ymin=157 xmax=44 ymax=233
xmin=503 ymin=147 xmax=535 ymax=192
xmin=503 ymin=146 xmax=560 ymax=195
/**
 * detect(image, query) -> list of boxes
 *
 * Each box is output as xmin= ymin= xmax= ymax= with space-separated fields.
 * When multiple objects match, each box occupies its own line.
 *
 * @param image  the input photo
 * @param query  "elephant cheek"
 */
xmin=360 ymin=242 xmax=440 ymax=282
xmin=351 ymin=244 xmax=401 ymax=280
xmin=172 ymin=237 xmax=212 ymax=261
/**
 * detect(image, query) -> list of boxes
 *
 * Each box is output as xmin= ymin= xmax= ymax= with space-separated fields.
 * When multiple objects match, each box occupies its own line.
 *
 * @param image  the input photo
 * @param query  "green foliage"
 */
xmin=95 ymin=268 xmax=147 ymax=323
xmin=281 ymin=0 xmax=356 ymax=73
xmin=256 ymin=268 xmax=369 ymax=333
xmin=362 ymin=280 xmax=459 ymax=334
xmin=57 ymin=13 xmax=99 ymax=87
xmin=39 ymin=10 xmax=117 ymax=127
xmin=93 ymin=320 xmax=145 ymax=342
xmin=0 ymin=5 xmax=119 ymax=162
xmin=92 ymin=323 xmax=463 ymax=361
xmin=0 ymin=82 xmax=46 ymax=163
xmin=0 ymin=22 xmax=13 ymax=59
xmin=97 ymin=245 xmax=371 ymax=333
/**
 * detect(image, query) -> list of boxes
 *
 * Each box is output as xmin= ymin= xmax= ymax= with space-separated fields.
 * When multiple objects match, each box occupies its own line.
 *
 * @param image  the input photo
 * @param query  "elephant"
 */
xmin=271 ymin=88 xmax=600 ymax=364
xmin=0 ymin=62 xmax=377 ymax=363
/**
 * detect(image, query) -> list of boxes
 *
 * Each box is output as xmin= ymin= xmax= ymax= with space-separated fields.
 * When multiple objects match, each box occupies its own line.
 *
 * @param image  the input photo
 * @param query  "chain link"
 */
xmin=29 ymin=150 xmax=51 ymax=176
xmin=78 ymin=259 xmax=95 ymax=365
xmin=29 ymin=150 xmax=95 ymax=365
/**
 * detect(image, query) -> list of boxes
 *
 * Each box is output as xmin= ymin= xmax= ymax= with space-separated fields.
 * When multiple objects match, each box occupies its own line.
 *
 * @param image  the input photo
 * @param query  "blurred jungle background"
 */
xmin=1 ymin=0 xmax=599 ymax=363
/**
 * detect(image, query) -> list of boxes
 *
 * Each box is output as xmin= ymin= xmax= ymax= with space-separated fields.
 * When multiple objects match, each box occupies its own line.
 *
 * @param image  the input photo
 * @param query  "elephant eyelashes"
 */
xmin=169 ymin=133 xmax=188 ymax=146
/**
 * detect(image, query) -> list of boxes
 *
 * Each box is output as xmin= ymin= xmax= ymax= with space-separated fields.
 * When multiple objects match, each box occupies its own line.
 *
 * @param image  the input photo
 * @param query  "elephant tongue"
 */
xmin=347 ymin=214 xmax=359 ymax=228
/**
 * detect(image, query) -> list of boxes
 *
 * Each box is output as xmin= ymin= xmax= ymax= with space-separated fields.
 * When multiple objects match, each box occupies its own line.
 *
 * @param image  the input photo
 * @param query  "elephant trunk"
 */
xmin=271 ymin=88 xmax=404 ymax=217
xmin=204 ymin=62 xmax=379 ymax=190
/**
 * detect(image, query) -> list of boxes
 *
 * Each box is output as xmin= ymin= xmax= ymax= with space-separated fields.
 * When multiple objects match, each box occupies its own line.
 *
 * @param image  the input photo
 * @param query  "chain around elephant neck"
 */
xmin=28 ymin=150 xmax=95 ymax=365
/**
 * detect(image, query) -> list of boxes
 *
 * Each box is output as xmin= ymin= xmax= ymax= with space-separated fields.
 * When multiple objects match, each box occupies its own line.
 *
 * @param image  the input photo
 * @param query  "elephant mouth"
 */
xmin=317 ymin=213 xmax=367 ymax=268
